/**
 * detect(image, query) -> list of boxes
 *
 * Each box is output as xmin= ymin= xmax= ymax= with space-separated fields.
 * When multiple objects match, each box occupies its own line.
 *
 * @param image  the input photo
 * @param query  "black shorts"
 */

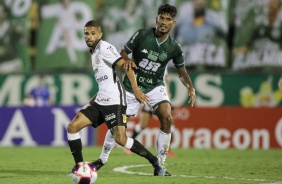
xmin=80 ymin=102 xmax=127 ymax=129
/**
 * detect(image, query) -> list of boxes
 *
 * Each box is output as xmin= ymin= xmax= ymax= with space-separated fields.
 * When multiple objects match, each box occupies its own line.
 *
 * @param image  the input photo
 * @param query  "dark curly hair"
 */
xmin=158 ymin=4 xmax=177 ymax=18
xmin=84 ymin=20 xmax=101 ymax=29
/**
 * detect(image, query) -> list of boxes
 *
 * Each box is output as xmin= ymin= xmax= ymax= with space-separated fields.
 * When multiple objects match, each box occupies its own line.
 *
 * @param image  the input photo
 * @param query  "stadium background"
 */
xmin=0 ymin=0 xmax=281 ymax=150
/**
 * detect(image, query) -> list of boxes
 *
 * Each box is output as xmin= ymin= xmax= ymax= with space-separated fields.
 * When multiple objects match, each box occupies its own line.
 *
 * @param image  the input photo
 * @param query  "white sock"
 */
xmin=157 ymin=130 xmax=171 ymax=163
xmin=67 ymin=132 xmax=80 ymax=140
xmin=99 ymin=129 xmax=116 ymax=164
xmin=124 ymin=137 xmax=134 ymax=149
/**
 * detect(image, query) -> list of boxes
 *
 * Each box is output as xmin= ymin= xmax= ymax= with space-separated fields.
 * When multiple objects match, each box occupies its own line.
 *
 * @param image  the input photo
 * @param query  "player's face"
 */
xmin=84 ymin=26 xmax=103 ymax=48
xmin=156 ymin=13 xmax=176 ymax=35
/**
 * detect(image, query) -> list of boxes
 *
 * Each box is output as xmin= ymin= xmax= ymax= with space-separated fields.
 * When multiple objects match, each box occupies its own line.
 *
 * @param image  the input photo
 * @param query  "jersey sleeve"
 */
xmin=173 ymin=43 xmax=185 ymax=68
xmin=124 ymin=29 xmax=145 ymax=54
xmin=101 ymin=43 xmax=122 ymax=67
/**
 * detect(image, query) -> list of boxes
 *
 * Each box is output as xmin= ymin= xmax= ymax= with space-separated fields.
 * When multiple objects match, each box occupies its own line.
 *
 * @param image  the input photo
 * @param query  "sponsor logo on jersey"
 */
xmin=159 ymin=52 xmax=167 ymax=61
xmin=97 ymin=75 xmax=108 ymax=82
xmin=110 ymin=120 xmax=116 ymax=124
xmin=97 ymin=98 xmax=110 ymax=102
xmin=105 ymin=113 xmax=116 ymax=121
xmin=141 ymin=49 xmax=148 ymax=54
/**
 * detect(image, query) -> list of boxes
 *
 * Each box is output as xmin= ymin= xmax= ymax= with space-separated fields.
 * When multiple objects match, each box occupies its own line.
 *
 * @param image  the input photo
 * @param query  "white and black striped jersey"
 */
xmin=90 ymin=40 xmax=126 ymax=106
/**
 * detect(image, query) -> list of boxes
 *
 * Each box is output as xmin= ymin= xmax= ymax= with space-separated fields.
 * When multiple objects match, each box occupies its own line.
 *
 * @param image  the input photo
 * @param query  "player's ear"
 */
xmin=172 ymin=20 xmax=176 ymax=27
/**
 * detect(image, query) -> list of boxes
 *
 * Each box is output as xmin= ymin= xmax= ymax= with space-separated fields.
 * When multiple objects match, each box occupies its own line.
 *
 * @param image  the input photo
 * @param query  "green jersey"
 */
xmin=123 ymin=28 xmax=185 ymax=93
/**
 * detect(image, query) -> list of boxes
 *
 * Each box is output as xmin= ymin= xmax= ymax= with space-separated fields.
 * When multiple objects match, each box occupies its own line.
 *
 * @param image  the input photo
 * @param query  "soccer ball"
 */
xmin=71 ymin=162 xmax=98 ymax=184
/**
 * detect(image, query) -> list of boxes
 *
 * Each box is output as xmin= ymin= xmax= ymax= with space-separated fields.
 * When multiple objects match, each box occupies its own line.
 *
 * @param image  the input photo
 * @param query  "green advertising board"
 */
xmin=0 ymin=73 xmax=281 ymax=107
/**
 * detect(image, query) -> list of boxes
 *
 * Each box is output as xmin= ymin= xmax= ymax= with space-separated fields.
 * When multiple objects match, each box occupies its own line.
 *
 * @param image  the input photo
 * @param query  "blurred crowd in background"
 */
xmin=0 ymin=0 xmax=281 ymax=74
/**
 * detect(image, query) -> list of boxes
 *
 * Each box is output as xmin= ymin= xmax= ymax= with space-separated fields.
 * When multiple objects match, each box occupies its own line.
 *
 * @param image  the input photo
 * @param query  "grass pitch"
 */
xmin=0 ymin=147 xmax=281 ymax=184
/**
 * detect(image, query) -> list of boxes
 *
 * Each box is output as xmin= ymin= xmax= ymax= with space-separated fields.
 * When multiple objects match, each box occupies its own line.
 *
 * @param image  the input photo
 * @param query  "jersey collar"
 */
xmin=155 ymin=36 xmax=168 ymax=46
xmin=90 ymin=39 xmax=102 ymax=54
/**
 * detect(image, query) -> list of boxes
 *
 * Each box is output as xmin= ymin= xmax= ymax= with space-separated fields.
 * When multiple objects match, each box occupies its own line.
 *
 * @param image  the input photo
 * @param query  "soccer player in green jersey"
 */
xmin=92 ymin=4 xmax=196 ymax=176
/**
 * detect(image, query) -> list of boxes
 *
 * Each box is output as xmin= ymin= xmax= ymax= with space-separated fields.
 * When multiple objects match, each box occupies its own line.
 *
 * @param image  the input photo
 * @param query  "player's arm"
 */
xmin=115 ymin=59 xmax=149 ymax=105
xmin=177 ymin=67 xmax=196 ymax=107
xmin=120 ymin=49 xmax=138 ymax=70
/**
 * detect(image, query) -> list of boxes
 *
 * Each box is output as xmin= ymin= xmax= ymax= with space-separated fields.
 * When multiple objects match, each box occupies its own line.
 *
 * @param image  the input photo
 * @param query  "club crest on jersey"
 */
xmin=159 ymin=52 xmax=167 ymax=61
xmin=148 ymin=50 xmax=159 ymax=61
xmin=122 ymin=114 xmax=127 ymax=123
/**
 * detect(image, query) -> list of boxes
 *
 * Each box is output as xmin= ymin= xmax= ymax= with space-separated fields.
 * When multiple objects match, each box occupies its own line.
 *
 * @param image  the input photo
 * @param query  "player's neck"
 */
xmin=155 ymin=30 xmax=169 ymax=41
xmin=91 ymin=39 xmax=102 ymax=52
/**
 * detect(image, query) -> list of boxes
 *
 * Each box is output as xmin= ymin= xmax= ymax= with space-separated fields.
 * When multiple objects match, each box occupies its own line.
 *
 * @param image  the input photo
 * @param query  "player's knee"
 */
xmin=114 ymin=135 xmax=127 ymax=146
xmin=160 ymin=114 xmax=172 ymax=123
xmin=67 ymin=123 xmax=79 ymax=133
xmin=160 ymin=115 xmax=172 ymax=132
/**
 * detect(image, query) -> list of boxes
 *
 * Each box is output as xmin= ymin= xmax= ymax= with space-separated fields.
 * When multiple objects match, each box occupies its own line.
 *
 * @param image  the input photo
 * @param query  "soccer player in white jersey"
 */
xmin=67 ymin=20 xmax=167 ymax=176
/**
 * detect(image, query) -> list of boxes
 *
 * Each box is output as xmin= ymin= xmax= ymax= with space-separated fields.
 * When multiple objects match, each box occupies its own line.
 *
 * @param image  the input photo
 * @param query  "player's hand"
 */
xmin=124 ymin=59 xmax=138 ymax=70
xmin=133 ymin=90 xmax=150 ymax=106
xmin=188 ymin=87 xmax=196 ymax=107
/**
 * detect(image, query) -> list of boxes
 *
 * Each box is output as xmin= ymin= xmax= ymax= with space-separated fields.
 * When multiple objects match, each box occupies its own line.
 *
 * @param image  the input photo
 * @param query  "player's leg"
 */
xmin=93 ymin=98 xmax=140 ymax=168
xmin=167 ymin=122 xmax=176 ymax=157
xmin=147 ymin=86 xmax=172 ymax=175
xmin=154 ymin=102 xmax=172 ymax=162
xmin=67 ymin=114 xmax=92 ymax=164
xmin=125 ymin=105 xmax=152 ymax=154
xmin=111 ymin=124 xmax=167 ymax=176
xmin=67 ymin=103 xmax=101 ymax=164
xmin=167 ymin=106 xmax=176 ymax=157
xmin=94 ymin=129 xmax=116 ymax=168
xmin=132 ymin=105 xmax=152 ymax=139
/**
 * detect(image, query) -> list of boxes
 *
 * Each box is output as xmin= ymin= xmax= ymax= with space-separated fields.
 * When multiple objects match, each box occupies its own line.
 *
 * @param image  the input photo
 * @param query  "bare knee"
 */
xmin=114 ymin=134 xmax=127 ymax=147
xmin=67 ymin=123 xmax=79 ymax=133
xmin=160 ymin=115 xmax=172 ymax=133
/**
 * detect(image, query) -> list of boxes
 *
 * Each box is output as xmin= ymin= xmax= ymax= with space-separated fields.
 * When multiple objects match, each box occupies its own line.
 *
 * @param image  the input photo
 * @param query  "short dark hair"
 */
xmin=84 ymin=20 xmax=101 ymax=28
xmin=158 ymin=4 xmax=177 ymax=18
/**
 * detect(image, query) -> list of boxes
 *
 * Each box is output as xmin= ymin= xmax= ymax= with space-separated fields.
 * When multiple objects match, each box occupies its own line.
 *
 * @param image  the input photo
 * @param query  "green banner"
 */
xmin=0 ymin=0 xmax=31 ymax=73
xmin=34 ymin=0 xmax=95 ymax=72
xmin=232 ymin=0 xmax=282 ymax=70
xmin=0 ymin=73 xmax=281 ymax=107
xmin=174 ymin=0 xmax=230 ymax=68
xmin=97 ymin=0 xmax=230 ymax=67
